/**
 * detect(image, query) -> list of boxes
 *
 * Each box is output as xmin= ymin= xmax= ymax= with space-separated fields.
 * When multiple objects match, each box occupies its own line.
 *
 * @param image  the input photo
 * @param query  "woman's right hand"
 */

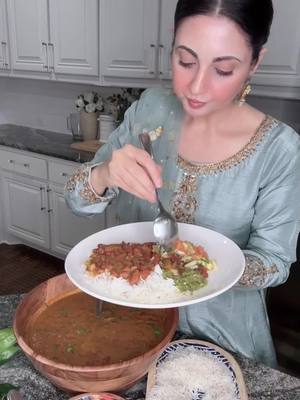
xmin=90 ymin=144 xmax=162 ymax=203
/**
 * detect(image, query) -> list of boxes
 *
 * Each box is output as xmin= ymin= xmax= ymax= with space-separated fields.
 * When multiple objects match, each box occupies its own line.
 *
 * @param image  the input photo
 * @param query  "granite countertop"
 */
xmin=1 ymin=295 xmax=300 ymax=400
xmin=0 ymin=124 xmax=92 ymax=163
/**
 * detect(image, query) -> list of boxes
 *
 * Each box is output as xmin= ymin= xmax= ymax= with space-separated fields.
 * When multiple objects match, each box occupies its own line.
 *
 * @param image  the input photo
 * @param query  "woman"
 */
xmin=65 ymin=0 xmax=300 ymax=367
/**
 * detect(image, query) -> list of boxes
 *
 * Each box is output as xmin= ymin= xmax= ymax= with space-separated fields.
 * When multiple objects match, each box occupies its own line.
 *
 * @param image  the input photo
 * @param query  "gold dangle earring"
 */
xmin=238 ymin=82 xmax=252 ymax=107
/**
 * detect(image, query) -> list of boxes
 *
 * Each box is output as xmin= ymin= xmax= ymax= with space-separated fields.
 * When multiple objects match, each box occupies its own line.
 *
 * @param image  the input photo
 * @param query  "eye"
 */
xmin=216 ymin=69 xmax=233 ymax=76
xmin=179 ymin=60 xmax=196 ymax=69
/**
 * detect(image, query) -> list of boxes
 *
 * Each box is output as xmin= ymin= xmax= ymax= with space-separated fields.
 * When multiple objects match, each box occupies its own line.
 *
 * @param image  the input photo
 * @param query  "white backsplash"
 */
xmin=0 ymin=77 xmax=121 ymax=135
xmin=0 ymin=77 xmax=299 ymax=135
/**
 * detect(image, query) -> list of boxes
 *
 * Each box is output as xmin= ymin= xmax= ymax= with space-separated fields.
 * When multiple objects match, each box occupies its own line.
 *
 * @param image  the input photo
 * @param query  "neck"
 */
xmin=185 ymin=102 xmax=242 ymax=134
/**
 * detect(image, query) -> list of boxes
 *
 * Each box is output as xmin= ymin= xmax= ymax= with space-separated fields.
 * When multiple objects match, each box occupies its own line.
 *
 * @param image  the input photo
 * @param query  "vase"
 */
xmin=80 ymin=111 xmax=99 ymax=141
xmin=98 ymin=114 xmax=116 ymax=142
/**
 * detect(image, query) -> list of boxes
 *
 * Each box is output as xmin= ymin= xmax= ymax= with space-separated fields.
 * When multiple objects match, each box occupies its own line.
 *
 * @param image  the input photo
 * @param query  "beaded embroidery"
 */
xmin=65 ymin=163 xmax=114 ymax=204
xmin=238 ymin=255 xmax=278 ymax=287
xmin=177 ymin=116 xmax=278 ymax=175
xmin=172 ymin=116 xmax=278 ymax=222
xmin=172 ymin=174 xmax=198 ymax=223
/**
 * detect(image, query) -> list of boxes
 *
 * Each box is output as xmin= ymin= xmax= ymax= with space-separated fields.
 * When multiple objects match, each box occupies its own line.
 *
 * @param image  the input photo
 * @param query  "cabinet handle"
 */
xmin=23 ymin=163 xmax=30 ymax=168
xmin=40 ymin=187 xmax=46 ymax=211
xmin=1 ymin=41 xmax=7 ymax=69
xmin=149 ymin=44 xmax=156 ymax=75
xmin=158 ymin=44 xmax=164 ymax=76
xmin=48 ymin=43 xmax=54 ymax=71
xmin=8 ymin=159 xmax=14 ymax=164
xmin=60 ymin=172 xmax=69 ymax=177
xmin=42 ymin=42 xmax=48 ymax=70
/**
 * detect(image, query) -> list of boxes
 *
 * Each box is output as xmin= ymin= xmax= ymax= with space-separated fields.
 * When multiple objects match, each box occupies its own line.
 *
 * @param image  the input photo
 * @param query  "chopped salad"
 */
xmin=157 ymin=240 xmax=216 ymax=293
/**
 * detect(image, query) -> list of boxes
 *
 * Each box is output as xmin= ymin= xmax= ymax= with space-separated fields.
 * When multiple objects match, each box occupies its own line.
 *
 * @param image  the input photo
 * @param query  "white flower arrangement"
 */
xmin=75 ymin=92 xmax=104 ymax=113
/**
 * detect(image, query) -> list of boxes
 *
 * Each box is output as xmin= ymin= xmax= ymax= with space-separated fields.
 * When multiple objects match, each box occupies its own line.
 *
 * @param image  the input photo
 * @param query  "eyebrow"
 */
xmin=176 ymin=45 xmax=242 ymax=63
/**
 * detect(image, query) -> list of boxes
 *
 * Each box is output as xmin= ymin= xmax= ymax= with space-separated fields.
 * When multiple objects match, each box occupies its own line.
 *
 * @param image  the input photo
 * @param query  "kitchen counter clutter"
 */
xmin=1 ymin=295 xmax=300 ymax=400
xmin=0 ymin=124 xmax=91 ymax=163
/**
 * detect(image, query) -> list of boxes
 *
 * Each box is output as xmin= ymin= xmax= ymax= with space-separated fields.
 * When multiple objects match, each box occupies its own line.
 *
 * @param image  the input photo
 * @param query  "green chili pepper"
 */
xmin=0 ymin=345 xmax=19 ymax=366
xmin=0 ymin=328 xmax=19 ymax=366
xmin=0 ymin=328 xmax=17 ymax=352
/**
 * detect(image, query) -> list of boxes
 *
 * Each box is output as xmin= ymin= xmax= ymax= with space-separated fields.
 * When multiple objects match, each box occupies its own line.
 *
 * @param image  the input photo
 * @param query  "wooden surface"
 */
xmin=70 ymin=140 xmax=103 ymax=154
xmin=13 ymin=273 xmax=178 ymax=394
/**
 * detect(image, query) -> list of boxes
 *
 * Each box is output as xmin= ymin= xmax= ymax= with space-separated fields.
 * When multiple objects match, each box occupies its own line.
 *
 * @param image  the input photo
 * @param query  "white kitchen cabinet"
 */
xmin=2 ymin=173 xmax=50 ymax=249
xmin=48 ymin=160 xmax=105 ymax=256
xmin=0 ymin=0 xmax=10 ymax=73
xmin=100 ymin=0 xmax=177 ymax=84
xmin=48 ymin=0 xmax=98 ymax=76
xmin=7 ymin=0 xmax=98 ymax=78
xmin=250 ymin=0 xmax=300 ymax=98
xmin=7 ymin=0 xmax=49 ymax=73
xmin=0 ymin=147 xmax=105 ymax=258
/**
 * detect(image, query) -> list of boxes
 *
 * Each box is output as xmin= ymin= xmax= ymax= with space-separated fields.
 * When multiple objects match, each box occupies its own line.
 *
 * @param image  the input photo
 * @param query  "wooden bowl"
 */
xmin=69 ymin=393 xmax=125 ymax=400
xmin=13 ymin=273 xmax=178 ymax=393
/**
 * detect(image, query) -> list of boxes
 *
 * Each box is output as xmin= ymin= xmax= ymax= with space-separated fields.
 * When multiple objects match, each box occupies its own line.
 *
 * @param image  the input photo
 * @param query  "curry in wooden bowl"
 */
xmin=13 ymin=273 xmax=178 ymax=393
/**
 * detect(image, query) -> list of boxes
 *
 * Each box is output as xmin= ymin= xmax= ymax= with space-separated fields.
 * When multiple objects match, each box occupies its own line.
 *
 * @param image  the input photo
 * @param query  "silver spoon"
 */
xmin=139 ymin=132 xmax=178 ymax=247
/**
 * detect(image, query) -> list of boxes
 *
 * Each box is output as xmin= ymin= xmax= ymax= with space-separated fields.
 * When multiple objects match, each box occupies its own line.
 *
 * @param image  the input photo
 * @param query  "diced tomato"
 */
xmin=174 ymin=239 xmax=186 ymax=252
xmin=195 ymin=245 xmax=208 ymax=258
xmin=198 ymin=266 xmax=208 ymax=278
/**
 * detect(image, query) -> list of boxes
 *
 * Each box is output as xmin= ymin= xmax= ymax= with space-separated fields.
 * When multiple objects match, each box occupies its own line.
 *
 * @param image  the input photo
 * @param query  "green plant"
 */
xmin=106 ymin=88 xmax=143 ymax=125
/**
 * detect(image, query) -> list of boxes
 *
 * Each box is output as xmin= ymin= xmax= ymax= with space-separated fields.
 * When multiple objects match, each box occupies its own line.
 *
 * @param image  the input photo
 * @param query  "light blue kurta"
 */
xmin=65 ymin=87 xmax=300 ymax=367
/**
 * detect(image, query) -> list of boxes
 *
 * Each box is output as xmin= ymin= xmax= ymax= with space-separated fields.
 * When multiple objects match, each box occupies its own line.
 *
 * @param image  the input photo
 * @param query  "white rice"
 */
xmin=82 ymin=264 xmax=194 ymax=304
xmin=147 ymin=347 xmax=239 ymax=400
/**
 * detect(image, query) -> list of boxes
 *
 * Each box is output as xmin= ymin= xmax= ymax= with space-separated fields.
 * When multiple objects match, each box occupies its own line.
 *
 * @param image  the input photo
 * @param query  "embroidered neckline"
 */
xmin=177 ymin=115 xmax=279 ymax=175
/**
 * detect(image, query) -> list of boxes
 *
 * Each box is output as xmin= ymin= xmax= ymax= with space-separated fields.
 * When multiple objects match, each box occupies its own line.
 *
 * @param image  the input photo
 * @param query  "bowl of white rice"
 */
xmin=146 ymin=339 xmax=248 ymax=400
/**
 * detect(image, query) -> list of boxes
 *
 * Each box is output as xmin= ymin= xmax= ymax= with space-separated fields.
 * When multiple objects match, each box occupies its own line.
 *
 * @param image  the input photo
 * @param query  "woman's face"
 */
xmin=172 ymin=15 xmax=260 ymax=118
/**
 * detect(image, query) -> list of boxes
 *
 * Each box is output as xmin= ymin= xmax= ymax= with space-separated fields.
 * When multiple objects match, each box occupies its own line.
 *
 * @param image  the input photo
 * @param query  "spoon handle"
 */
xmin=139 ymin=132 xmax=161 ymax=204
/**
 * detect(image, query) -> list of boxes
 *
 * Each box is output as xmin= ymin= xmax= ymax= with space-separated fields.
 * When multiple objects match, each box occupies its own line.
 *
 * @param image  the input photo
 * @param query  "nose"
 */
xmin=189 ymin=67 xmax=209 ymax=96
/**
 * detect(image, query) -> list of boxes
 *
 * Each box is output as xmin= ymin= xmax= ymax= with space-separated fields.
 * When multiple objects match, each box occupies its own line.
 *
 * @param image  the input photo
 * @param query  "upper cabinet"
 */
xmin=7 ymin=0 xmax=48 ymax=73
xmin=0 ymin=0 xmax=10 ymax=73
xmin=100 ymin=0 xmax=177 ymax=85
xmin=251 ymin=0 xmax=300 ymax=98
xmin=6 ymin=0 xmax=98 ymax=79
xmin=49 ymin=0 xmax=98 ymax=76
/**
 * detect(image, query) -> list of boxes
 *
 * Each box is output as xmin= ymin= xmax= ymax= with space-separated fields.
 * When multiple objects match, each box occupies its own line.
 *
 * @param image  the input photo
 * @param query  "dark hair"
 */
xmin=174 ymin=0 xmax=273 ymax=62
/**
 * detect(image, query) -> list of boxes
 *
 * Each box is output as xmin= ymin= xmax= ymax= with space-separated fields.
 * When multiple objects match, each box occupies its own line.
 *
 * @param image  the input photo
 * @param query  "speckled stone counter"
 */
xmin=1 ymin=296 xmax=300 ymax=400
xmin=0 ymin=124 xmax=91 ymax=163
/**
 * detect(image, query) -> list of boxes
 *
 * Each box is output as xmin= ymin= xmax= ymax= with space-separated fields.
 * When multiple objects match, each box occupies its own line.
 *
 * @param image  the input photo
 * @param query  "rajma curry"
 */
xmin=26 ymin=292 xmax=168 ymax=366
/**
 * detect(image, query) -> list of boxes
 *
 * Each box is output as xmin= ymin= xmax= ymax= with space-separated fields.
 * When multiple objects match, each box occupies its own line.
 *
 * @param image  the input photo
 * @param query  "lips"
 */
xmin=187 ymin=98 xmax=206 ymax=109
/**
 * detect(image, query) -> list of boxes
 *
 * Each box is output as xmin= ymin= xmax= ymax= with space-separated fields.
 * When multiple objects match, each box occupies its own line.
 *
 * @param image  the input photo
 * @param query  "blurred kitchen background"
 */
xmin=0 ymin=0 xmax=299 ymax=378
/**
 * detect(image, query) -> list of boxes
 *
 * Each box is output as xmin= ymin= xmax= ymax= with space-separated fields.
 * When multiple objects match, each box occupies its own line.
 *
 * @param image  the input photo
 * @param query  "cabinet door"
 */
xmin=49 ymin=185 xmax=105 ymax=256
xmin=158 ymin=0 xmax=177 ymax=79
xmin=100 ymin=0 xmax=160 ymax=79
xmin=0 ymin=0 xmax=9 ymax=71
xmin=254 ymin=0 xmax=300 ymax=91
xmin=2 ymin=175 xmax=50 ymax=249
xmin=49 ymin=0 xmax=98 ymax=76
xmin=7 ymin=0 xmax=49 ymax=72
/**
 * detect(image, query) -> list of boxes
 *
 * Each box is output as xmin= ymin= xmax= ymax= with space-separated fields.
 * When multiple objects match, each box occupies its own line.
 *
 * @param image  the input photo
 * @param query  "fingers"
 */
xmin=107 ymin=144 xmax=162 ymax=203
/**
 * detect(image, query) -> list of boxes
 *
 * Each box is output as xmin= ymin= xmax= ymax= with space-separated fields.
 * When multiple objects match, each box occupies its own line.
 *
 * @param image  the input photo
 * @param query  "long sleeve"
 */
xmin=64 ymin=99 xmax=139 ymax=217
xmin=238 ymin=140 xmax=300 ymax=289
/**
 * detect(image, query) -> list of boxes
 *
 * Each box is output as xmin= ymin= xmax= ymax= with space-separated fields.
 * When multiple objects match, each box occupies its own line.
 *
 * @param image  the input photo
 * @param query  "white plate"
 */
xmin=65 ymin=222 xmax=245 ymax=309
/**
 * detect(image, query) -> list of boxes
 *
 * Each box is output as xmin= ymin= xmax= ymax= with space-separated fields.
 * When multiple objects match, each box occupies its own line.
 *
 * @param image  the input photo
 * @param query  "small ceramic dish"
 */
xmin=146 ymin=339 xmax=248 ymax=400
xmin=69 ymin=393 xmax=125 ymax=400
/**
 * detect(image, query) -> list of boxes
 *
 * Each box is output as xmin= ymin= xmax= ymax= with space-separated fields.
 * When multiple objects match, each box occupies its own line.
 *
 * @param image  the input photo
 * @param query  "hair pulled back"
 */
xmin=174 ymin=0 xmax=273 ymax=62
